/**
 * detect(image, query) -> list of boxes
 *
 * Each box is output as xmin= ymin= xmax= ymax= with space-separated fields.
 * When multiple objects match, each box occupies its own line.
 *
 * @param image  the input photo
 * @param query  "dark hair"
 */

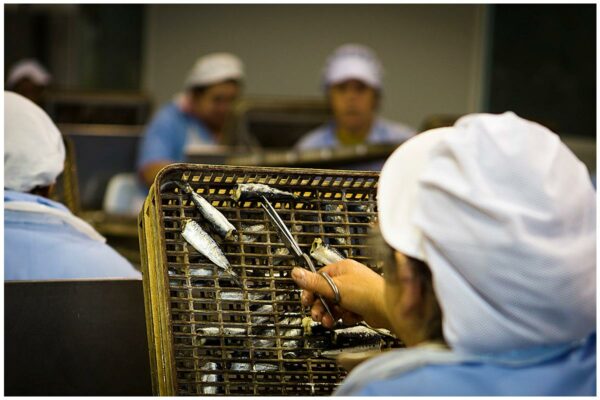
xmin=369 ymin=227 xmax=445 ymax=343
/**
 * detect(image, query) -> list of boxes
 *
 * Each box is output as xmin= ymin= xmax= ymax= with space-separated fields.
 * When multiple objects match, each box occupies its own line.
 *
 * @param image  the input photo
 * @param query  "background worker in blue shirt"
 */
xmin=295 ymin=44 xmax=415 ymax=170
xmin=4 ymin=91 xmax=141 ymax=281
xmin=292 ymin=112 xmax=596 ymax=395
xmin=137 ymin=53 xmax=244 ymax=187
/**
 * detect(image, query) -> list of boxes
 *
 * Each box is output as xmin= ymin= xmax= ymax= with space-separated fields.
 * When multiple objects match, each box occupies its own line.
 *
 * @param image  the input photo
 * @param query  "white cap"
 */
xmin=184 ymin=53 xmax=244 ymax=89
xmin=4 ymin=91 xmax=65 ymax=192
xmin=6 ymin=59 xmax=51 ymax=88
xmin=322 ymin=44 xmax=383 ymax=90
xmin=378 ymin=112 xmax=596 ymax=354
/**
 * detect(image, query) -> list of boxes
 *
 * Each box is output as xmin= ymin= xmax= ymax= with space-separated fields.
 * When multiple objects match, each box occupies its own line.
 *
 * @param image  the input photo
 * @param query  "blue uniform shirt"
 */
xmin=340 ymin=333 xmax=596 ymax=396
xmin=296 ymin=117 xmax=415 ymax=150
xmin=137 ymin=101 xmax=215 ymax=170
xmin=295 ymin=117 xmax=416 ymax=171
xmin=5 ymin=191 xmax=141 ymax=280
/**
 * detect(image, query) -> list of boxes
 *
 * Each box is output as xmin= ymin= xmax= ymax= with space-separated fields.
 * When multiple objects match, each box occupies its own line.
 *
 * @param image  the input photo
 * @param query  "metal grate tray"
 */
xmin=138 ymin=164 xmax=402 ymax=395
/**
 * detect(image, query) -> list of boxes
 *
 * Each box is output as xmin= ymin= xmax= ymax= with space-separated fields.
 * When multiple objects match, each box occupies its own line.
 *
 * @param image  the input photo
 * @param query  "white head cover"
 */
xmin=184 ymin=53 xmax=244 ymax=89
xmin=6 ymin=59 xmax=51 ymax=88
xmin=5 ymin=91 xmax=65 ymax=192
xmin=378 ymin=111 xmax=596 ymax=354
xmin=322 ymin=44 xmax=383 ymax=90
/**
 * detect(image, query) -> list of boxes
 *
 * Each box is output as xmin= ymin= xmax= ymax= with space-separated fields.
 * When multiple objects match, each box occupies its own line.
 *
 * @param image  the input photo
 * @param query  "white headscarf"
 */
xmin=4 ymin=91 xmax=65 ymax=192
xmin=184 ymin=53 xmax=244 ymax=89
xmin=378 ymin=111 xmax=596 ymax=354
xmin=322 ymin=44 xmax=383 ymax=90
xmin=6 ymin=59 xmax=51 ymax=88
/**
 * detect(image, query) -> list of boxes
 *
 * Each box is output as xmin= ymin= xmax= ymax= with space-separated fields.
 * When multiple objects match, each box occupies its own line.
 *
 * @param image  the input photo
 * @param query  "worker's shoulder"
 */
xmin=295 ymin=123 xmax=334 ymax=150
xmin=149 ymin=102 xmax=187 ymax=127
xmin=374 ymin=117 xmax=416 ymax=141
xmin=6 ymin=212 xmax=140 ymax=279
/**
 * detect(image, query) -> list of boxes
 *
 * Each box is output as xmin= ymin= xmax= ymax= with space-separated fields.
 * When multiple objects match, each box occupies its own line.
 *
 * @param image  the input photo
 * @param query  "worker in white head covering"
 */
xmin=6 ymin=59 xmax=51 ymax=105
xmin=291 ymin=112 xmax=596 ymax=395
xmin=295 ymin=44 xmax=415 ymax=170
xmin=137 ymin=52 xmax=244 ymax=187
xmin=4 ymin=91 xmax=141 ymax=280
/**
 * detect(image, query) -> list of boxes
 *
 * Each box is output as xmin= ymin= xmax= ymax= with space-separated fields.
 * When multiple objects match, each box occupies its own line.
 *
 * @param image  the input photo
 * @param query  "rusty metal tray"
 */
xmin=138 ymin=164 xmax=400 ymax=396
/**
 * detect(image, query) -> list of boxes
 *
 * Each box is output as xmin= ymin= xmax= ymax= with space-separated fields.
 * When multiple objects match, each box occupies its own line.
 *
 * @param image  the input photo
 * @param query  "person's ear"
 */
xmin=393 ymin=252 xmax=423 ymax=316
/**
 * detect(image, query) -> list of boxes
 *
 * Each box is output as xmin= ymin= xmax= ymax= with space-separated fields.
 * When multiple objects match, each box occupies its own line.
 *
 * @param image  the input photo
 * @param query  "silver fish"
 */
xmin=333 ymin=325 xmax=386 ymax=344
xmin=201 ymin=361 xmax=219 ymax=394
xmin=232 ymin=183 xmax=297 ymax=202
xmin=219 ymin=291 xmax=266 ymax=301
xmin=241 ymin=224 xmax=267 ymax=243
xmin=348 ymin=203 xmax=376 ymax=223
xmin=231 ymin=362 xmax=278 ymax=372
xmin=320 ymin=344 xmax=381 ymax=359
xmin=323 ymin=204 xmax=344 ymax=223
xmin=189 ymin=266 xmax=224 ymax=277
xmin=197 ymin=326 xmax=247 ymax=336
xmin=272 ymin=247 xmax=291 ymax=266
xmin=181 ymin=219 xmax=242 ymax=287
xmin=310 ymin=238 xmax=345 ymax=265
xmin=176 ymin=182 xmax=236 ymax=239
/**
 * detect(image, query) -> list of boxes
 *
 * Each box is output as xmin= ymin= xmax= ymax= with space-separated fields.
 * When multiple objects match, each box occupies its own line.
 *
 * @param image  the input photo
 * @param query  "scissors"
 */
xmin=260 ymin=196 xmax=337 ymax=321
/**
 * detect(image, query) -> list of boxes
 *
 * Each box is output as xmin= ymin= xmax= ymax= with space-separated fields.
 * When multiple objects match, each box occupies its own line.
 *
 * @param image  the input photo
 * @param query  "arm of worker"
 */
xmin=136 ymin=105 xmax=185 ymax=187
xmin=291 ymin=259 xmax=392 ymax=330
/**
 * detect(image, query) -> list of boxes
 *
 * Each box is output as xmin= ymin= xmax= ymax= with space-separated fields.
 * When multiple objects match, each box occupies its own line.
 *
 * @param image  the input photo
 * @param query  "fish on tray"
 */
xmin=310 ymin=238 xmax=346 ymax=266
xmin=166 ymin=181 xmax=237 ymax=239
xmin=181 ymin=219 xmax=243 ymax=287
xmin=232 ymin=183 xmax=297 ymax=202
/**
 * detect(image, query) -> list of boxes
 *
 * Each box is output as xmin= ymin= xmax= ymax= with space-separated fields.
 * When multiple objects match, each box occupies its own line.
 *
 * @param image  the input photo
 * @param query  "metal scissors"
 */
xmin=260 ymin=196 xmax=337 ymax=321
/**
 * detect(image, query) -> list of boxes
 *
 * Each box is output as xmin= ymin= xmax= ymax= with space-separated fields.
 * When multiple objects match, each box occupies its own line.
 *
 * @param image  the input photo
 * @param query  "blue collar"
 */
xmin=4 ymin=190 xmax=70 ymax=212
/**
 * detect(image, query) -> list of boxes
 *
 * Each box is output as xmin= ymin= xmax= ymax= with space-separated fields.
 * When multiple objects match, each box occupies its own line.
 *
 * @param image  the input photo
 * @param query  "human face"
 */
xmin=191 ymin=81 xmax=240 ymax=132
xmin=328 ymin=79 xmax=377 ymax=133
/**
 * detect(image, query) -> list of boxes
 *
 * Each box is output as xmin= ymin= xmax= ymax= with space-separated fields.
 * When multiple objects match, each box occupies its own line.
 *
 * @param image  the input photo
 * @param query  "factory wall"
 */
xmin=143 ymin=4 xmax=487 ymax=130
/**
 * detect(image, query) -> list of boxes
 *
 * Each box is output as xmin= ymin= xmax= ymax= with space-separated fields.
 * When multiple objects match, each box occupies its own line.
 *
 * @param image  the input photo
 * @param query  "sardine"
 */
xmin=310 ymin=238 xmax=345 ymax=265
xmin=319 ymin=344 xmax=381 ymax=359
xmin=176 ymin=181 xmax=236 ymax=239
xmin=323 ymin=204 xmax=344 ymax=223
xmin=272 ymin=247 xmax=291 ymax=266
xmin=197 ymin=326 xmax=247 ymax=336
xmin=241 ymin=224 xmax=267 ymax=243
xmin=181 ymin=219 xmax=242 ymax=287
xmin=232 ymin=183 xmax=297 ymax=202
xmin=200 ymin=362 xmax=219 ymax=394
xmin=347 ymin=203 xmax=376 ymax=223
xmin=231 ymin=362 xmax=278 ymax=372
xmin=333 ymin=325 xmax=386 ymax=345
xmin=219 ymin=291 xmax=266 ymax=301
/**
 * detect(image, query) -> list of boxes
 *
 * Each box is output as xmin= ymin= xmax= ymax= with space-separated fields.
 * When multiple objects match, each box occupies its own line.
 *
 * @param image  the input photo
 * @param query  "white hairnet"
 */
xmin=184 ymin=53 xmax=244 ymax=89
xmin=4 ymin=91 xmax=65 ymax=192
xmin=6 ymin=59 xmax=51 ymax=88
xmin=323 ymin=44 xmax=383 ymax=90
xmin=378 ymin=111 xmax=596 ymax=354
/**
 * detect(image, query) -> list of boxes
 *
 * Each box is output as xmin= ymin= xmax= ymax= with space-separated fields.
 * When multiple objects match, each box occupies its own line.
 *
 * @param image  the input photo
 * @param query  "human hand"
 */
xmin=291 ymin=259 xmax=390 ymax=330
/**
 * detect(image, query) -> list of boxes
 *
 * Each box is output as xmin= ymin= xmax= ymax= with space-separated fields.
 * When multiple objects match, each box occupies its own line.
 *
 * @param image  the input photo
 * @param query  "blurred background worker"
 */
xmin=295 ymin=44 xmax=415 ymax=168
xmin=5 ymin=58 xmax=51 ymax=106
xmin=137 ymin=53 xmax=244 ymax=187
xmin=292 ymin=112 xmax=596 ymax=395
xmin=4 ymin=91 xmax=141 ymax=280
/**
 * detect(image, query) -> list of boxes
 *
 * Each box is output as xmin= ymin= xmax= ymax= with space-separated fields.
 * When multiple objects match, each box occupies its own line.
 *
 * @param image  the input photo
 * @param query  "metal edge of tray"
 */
xmin=140 ymin=163 xmax=381 ymax=395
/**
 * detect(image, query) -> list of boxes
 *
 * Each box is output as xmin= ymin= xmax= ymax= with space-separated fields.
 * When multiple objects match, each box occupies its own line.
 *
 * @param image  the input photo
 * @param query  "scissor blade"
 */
xmin=260 ymin=196 xmax=303 ymax=257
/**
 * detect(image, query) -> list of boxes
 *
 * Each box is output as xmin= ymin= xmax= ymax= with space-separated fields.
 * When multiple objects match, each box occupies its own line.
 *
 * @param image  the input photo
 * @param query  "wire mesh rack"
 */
xmin=139 ymin=164 xmax=402 ymax=396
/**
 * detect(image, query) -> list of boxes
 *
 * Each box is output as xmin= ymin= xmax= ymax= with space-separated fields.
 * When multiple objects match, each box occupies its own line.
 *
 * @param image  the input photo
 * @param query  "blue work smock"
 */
xmin=295 ymin=117 xmax=415 ymax=171
xmin=4 ymin=190 xmax=141 ymax=280
xmin=336 ymin=333 xmax=596 ymax=396
xmin=136 ymin=101 xmax=215 ymax=171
